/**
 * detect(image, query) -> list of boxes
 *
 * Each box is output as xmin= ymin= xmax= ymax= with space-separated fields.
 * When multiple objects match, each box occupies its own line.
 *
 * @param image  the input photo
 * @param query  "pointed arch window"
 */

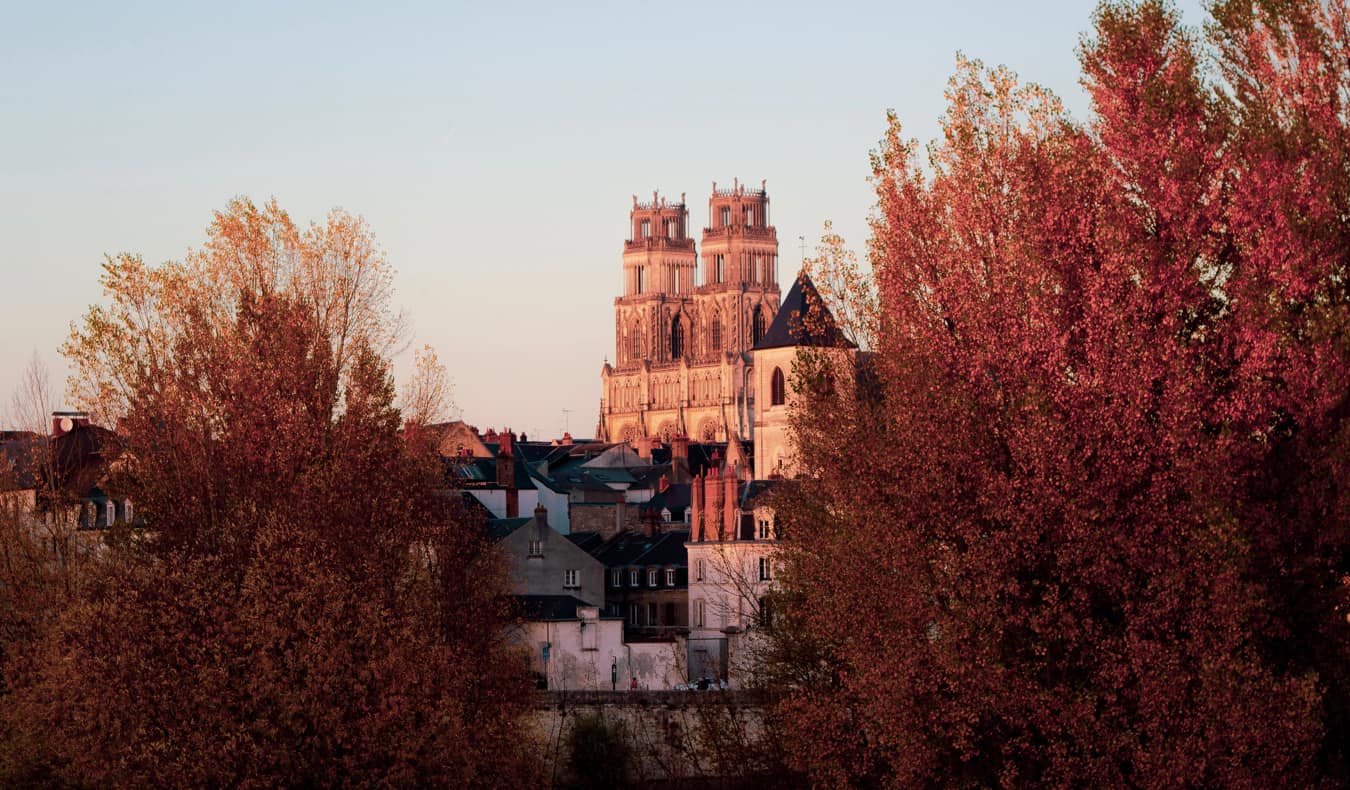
xmin=752 ymin=306 xmax=766 ymax=345
xmin=671 ymin=316 xmax=685 ymax=360
xmin=631 ymin=324 xmax=642 ymax=360
xmin=710 ymin=314 xmax=722 ymax=354
xmin=771 ymin=367 xmax=786 ymax=406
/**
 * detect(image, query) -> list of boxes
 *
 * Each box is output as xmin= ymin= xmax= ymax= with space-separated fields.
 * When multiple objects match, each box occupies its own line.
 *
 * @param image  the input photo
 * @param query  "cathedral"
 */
xmin=598 ymin=179 xmax=781 ymax=446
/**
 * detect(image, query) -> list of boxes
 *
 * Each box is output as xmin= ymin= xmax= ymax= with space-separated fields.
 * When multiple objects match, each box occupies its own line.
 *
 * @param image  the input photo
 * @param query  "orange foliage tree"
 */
xmin=1 ymin=198 xmax=534 ymax=786
xmin=774 ymin=1 xmax=1350 ymax=786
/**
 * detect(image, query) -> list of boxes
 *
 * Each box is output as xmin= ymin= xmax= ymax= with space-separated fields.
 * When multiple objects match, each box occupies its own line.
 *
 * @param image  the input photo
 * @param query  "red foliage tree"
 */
xmin=775 ymin=1 xmax=1350 ymax=786
xmin=1 ymin=199 xmax=535 ymax=786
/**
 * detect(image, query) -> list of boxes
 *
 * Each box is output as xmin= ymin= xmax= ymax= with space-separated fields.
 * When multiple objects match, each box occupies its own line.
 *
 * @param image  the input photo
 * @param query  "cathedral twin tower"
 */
xmin=599 ymin=179 xmax=782 ymax=446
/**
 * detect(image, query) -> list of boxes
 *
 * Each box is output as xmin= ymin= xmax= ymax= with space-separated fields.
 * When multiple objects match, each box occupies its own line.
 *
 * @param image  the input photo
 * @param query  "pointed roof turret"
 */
xmin=753 ymin=271 xmax=856 ymax=351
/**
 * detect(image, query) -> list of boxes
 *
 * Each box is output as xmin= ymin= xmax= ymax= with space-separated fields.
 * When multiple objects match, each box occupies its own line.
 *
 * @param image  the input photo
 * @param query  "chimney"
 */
xmin=637 ymin=435 xmax=652 ymax=461
xmin=670 ymin=435 xmax=691 ymax=484
xmin=691 ymin=471 xmax=703 ymax=541
xmin=534 ymin=504 xmax=548 ymax=531
xmin=51 ymin=410 xmax=90 ymax=439
xmin=498 ymin=431 xmax=517 ymax=518
xmin=705 ymin=466 xmax=722 ymax=540
xmin=658 ymin=474 xmax=670 ymax=493
xmin=561 ymin=431 xmax=573 ymax=445
xmin=724 ymin=467 xmax=737 ymax=542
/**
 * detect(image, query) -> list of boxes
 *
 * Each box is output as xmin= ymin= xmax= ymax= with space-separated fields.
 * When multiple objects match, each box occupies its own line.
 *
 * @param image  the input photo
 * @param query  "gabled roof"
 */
xmin=753 ymin=271 xmax=855 ymax=351
xmin=582 ymin=443 xmax=646 ymax=469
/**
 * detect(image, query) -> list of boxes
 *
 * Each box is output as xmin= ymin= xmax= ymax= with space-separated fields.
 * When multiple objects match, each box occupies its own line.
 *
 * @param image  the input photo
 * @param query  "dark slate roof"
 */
xmin=740 ymin=479 xmax=780 ymax=507
xmin=645 ymin=483 xmax=691 ymax=514
xmin=0 ymin=436 xmax=45 ymax=491
xmin=752 ymin=271 xmax=856 ymax=351
xmin=514 ymin=594 xmax=592 ymax=621
xmin=589 ymin=529 xmax=690 ymax=569
xmin=444 ymin=456 xmax=537 ymax=491
xmin=486 ymin=516 xmax=532 ymax=542
xmin=565 ymin=531 xmax=604 ymax=554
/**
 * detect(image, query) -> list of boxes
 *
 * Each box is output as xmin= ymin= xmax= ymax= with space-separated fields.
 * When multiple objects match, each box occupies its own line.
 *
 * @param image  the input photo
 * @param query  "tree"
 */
xmin=401 ymin=343 xmax=457 ymax=429
xmin=773 ymin=2 xmax=1349 ymax=786
xmin=1 ymin=198 xmax=535 ymax=786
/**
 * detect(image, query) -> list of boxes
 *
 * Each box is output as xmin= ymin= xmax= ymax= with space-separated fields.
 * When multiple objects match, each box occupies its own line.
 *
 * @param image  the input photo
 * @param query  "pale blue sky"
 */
xmin=0 ymin=0 xmax=1207 ymax=436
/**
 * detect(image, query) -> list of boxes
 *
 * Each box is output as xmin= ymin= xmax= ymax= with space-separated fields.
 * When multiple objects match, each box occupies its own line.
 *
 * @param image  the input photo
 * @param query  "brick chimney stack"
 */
xmin=533 ymin=504 xmax=548 ymax=530
xmin=497 ymin=430 xmax=518 ymax=518
xmin=670 ymin=435 xmax=691 ymax=484
xmin=691 ymin=471 xmax=704 ymax=541
xmin=705 ymin=466 xmax=723 ymax=540
xmin=724 ymin=465 xmax=737 ymax=541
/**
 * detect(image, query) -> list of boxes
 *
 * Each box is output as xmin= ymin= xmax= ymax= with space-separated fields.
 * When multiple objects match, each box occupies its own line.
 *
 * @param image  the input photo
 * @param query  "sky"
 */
xmin=0 ymin=0 xmax=1209 ymax=437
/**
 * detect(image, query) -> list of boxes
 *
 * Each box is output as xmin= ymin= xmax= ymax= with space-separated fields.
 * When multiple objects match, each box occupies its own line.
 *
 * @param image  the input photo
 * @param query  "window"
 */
xmin=715 ymin=254 xmax=725 ymax=283
xmin=630 ymin=569 xmax=639 ymax=587
xmin=758 ymin=596 xmax=774 ymax=629
xmin=631 ymin=324 xmax=641 ymax=359
xmin=757 ymin=518 xmax=772 ymax=540
xmin=720 ymin=206 xmax=730 ymax=226
xmin=528 ymin=539 xmax=543 ymax=557
xmin=637 ymin=266 xmax=645 ymax=294
xmin=664 ymin=219 xmax=673 ymax=238
xmin=744 ymin=207 xmax=752 ymax=225
xmin=647 ymin=568 xmax=658 ymax=587
xmin=752 ymin=307 xmax=766 ymax=345
xmin=710 ymin=314 xmax=722 ymax=352
xmin=105 ymin=501 xmax=115 ymax=527
xmin=611 ymin=569 xmax=622 ymax=587
xmin=124 ymin=500 xmax=133 ymax=524
xmin=640 ymin=219 xmax=651 ymax=238
xmin=665 ymin=568 xmax=675 ymax=586
xmin=696 ymin=559 xmax=705 ymax=582
xmin=630 ymin=604 xmax=640 ymax=625
xmin=647 ymin=602 xmax=658 ymax=625
xmin=695 ymin=599 xmax=705 ymax=627
xmin=759 ymin=557 xmax=772 ymax=581
xmin=771 ymin=367 xmax=786 ymax=406
xmin=564 ymin=569 xmax=579 ymax=588
xmin=670 ymin=317 xmax=685 ymax=360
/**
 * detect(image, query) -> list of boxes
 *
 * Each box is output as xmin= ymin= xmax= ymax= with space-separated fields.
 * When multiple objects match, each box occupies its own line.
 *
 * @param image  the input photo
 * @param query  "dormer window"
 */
xmin=611 ymin=569 xmax=622 ymax=587
xmin=665 ymin=568 xmax=675 ymax=586
xmin=647 ymin=568 xmax=658 ymax=587
xmin=630 ymin=569 xmax=639 ymax=587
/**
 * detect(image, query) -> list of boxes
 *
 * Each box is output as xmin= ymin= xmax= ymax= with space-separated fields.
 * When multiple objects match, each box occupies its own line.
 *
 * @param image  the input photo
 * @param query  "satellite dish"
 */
xmin=59 ymin=417 xmax=73 ymax=433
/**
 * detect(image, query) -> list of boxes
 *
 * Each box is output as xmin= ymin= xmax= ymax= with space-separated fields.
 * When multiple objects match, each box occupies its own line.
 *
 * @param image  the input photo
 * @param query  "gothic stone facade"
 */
xmin=599 ymin=180 xmax=781 ymax=445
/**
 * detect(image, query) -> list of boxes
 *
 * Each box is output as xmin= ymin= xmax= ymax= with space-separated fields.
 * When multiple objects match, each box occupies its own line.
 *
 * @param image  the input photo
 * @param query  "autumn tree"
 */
xmin=773 ymin=1 xmax=1350 ymax=786
xmin=1 ymin=198 xmax=535 ymax=786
